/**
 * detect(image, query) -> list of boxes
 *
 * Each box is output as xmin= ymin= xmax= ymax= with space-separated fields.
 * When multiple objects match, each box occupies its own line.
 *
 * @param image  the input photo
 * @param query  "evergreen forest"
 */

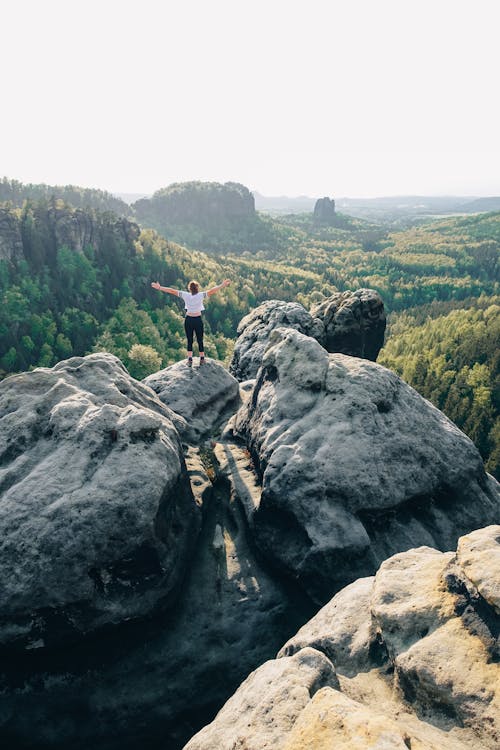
xmin=0 ymin=179 xmax=498 ymax=477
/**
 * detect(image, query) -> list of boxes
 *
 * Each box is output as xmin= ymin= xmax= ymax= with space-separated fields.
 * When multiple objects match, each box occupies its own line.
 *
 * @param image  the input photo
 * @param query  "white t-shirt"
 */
xmin=178 ymin=290 xmax=208 ymax=314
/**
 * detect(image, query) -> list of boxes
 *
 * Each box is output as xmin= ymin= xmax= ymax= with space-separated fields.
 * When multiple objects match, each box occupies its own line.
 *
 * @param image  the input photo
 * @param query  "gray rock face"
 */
xmin=50 ymin=205 xmax=140 ymax=256
xmin=313 ymin=196 xmax=336 ymax=223
xmin=144 ymin=359 xmax=240 ymax=443
xmin=0 ymin=207 xmax=23 ymax=261
xmin=0 ymin=441 xmax=311 ymax=750
xmin=1 ymin=334 xmax=499 ymax=750
xmin=0 ymin=353 xmax=198 ymax=649
xmin=229 ymin=291 xmax=386 ymax=381
xmin=0 ymin=203 xmax=140 ymax=265
xmin=311 ymin=288 xmax=386 ymax=360
xmin=229 ymin=299 xmax=324 ymax=381
xmin=188 ymin=527 xmax=500 ymax=750
xmin=233 ymin=327 xmax=500 ymax=603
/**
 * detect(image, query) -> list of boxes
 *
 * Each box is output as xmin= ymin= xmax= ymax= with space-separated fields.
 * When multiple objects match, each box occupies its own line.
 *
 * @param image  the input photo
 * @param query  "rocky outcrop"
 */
xmin=229 ymin=291 xmax=386 ymax=380
xmin=185 ymin=526 xmax=500 ymax=750
xmin=313 ymin=196 xmax=336 ymax=223
xmin=0 ymin=207 xmax=23 ymax=261
xmin=229 ymin=299 xmax=324 ymax=381
xmin=1 ymin=327 xmax=499 ymax=750
xmin=144 ymin=359 xmax=240 ymax=443
xmin=0 ymin=354 xmax=311 ymax=749
xmin=0 ymin=353 xmax=196 ymax=649
xmin=0 ymin=203 xmax=141 ymax=266
xmin=184 ymin=648 xmax=339 ymax=750
xmin=231 ymin=327 xmax=500 ymax=603
xmin=311 ymin=288 xmax=386 ymax=360
xmin=51 ymin=206 xmax=140 ymax=255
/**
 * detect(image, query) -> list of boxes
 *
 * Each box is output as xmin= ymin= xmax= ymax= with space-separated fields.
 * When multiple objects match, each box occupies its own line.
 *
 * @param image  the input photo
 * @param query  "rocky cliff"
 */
xmin=0 ymin=303 xmax=498 ymax=749
xmin=0 ymin=203 xmax=140 ymax=264
xmin=0 ymin=207 xmax=24 ymax=261
xmin=186 ymin=525 xmax=500 ymax=750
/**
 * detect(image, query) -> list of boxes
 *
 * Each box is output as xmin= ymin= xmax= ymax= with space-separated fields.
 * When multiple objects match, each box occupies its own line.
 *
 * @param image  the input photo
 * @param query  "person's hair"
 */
xmin=188 ymin=280 xmax=200 ymax=294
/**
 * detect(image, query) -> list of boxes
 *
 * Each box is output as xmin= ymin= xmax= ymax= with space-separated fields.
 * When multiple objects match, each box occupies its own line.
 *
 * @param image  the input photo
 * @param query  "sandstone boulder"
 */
xmin=311 ymin=288 xmax=386 ymax=360
xmin=144 ymin=358 xmax=240 ymax=443
xmin=229 ymin=299 xmax=324 ymax=381
xmin=232 ymin=328 xmax=500 ymax=602
xmin=0 ymin=353 xmax=198 ymax=649
xmin=229 ymin=290 xmax=386 ymax=381
xmin=188 ymin=527 xmax=500 ymax=750
xmin=184 ymin=648 xmax=339 ymax=750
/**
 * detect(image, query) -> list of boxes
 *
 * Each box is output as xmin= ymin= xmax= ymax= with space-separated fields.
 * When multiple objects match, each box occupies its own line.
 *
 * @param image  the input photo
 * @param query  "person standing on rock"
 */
xmin=151 ymin=279 xmax=231 ymax=366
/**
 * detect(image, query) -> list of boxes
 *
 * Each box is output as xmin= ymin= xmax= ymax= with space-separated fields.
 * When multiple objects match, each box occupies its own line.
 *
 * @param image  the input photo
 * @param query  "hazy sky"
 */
xmin=2 ymin=0 xmax=500 ymax=197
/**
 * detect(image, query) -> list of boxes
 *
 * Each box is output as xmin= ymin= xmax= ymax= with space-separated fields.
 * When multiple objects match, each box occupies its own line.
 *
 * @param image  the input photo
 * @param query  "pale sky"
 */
xmin=2 ymin=0 xmax=500 ymax=198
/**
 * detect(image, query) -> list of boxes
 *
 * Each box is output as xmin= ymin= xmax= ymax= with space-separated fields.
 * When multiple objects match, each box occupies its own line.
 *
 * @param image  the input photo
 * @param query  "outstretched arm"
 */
xmin=206 ymin=279 xmax=231 ymax=297
xmin=151 ymin=281 xmax=179 ymax=296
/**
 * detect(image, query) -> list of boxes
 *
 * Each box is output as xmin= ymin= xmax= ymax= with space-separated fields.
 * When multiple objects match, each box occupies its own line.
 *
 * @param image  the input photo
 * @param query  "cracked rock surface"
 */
xmin=187 ymin=526 xmax=500 ymax=750
xmin=144 ymin=358 xmax=240 ymax=442
xmin=229 ymin=289 xmax=386 ymax=382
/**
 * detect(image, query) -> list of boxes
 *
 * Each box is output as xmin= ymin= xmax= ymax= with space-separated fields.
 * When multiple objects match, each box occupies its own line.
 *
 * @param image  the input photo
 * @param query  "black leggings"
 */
xmin=184 ymin=315 xmax=204 ymax=352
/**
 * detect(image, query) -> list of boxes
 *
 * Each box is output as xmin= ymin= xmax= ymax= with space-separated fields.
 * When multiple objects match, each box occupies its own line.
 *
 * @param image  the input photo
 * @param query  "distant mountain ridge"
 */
xmin=0 ymin=177 xmax=132 ymax=217
xmin=255 ymin=191 xmax=500 ymax=218
xmin=3 ymin=176 xmax=500 ymax=227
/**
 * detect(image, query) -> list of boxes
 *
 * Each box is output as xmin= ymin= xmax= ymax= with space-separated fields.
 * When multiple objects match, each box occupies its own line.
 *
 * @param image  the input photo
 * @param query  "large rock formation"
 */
xmin=0 ymin=203 xmax=140 ymax=265
xmin=231 ymin=327 xmax=499 ymax=603
xmin=229 ymin=291 xmax=386 ymax=381
xmin=313 ymin=196 xmax=336 ymax=223
xmin=1 ymin=322 xmax=498 ymax=750
xmin=0 ymin=353 xmax=311 ymax=749
xmin=311 ymin=288 xmax=386 ymax=361
xmin=51 ymin=206 xmax=139 ymax=255
xmin=0 ymin=207 xmax=24 ymax=261
xmin=185 ymin=526 xmax=500 ymax=750
xmin=229 ymin=299 xmax=324 ymax=381
xmin=0 ymin=353 xmax=196 ymax=649
xmin=144 ymin=359 xmax=240 ymax=443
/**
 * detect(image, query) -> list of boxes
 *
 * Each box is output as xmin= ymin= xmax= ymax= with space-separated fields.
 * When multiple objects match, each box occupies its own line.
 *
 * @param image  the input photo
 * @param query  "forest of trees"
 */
xmin=0 ymin=182 xmax=498 ymax=475
xmin=379 ymin=297 xmax=499 ymax=476
xmin=0 ymin=177 xmax=132 ymax=217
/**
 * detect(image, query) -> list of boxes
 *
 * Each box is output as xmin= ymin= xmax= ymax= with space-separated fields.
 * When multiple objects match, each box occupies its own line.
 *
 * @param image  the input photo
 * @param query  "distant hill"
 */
xmin=133 ymin=181 xmax=276 ymax=252
xmin=460 ymin=196 xmax=500 ymax=212
xmin=255 ymin=192 xmax=500 ymax=222
xmin=336 ymin=195 xmax=500 ymax=222
xmin=0 ymin=177 xmax=132 ymax=217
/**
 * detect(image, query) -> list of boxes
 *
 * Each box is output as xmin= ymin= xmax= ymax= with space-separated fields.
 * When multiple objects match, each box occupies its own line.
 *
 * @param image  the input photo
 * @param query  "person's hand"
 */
xmin=151 ymin=281 xmax=161 ymax=290
xmin=223 ymin=279 xmax=231 ymax=287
